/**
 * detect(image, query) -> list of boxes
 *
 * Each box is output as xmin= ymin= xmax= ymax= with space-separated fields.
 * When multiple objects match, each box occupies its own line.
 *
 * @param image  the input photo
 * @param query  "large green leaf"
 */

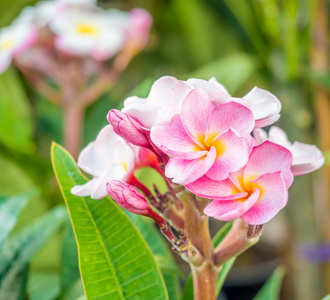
xmin=253 ymin=266 xmax=285 ymax=300
xmin=0 ymin=0 xmax=38 ymax=26
xmin=51 ymin=142 xmax=168 ymax=300
xmin=0 ymin=191 xmax=33 ymax=251
xmin=0 ymin=205 xmax=66 ymax=300
xmin=126 ymin=213 xmax=182 ymax=300
xmin=0 ymin=68 xmax=34 ymax=153
xmin=181 ymin=221 xmax=236 ymax=300
xmin=61 ymin=218 xmax=80 ymax=290
xmin=321 ymin=295 xmax=330 ymax=300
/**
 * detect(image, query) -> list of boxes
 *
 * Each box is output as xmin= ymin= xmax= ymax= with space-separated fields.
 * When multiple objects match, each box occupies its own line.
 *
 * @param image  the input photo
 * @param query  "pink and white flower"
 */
xmin=71 ymin=125 xmax=134 ymax=199
xmin=254 ymin=126 xmax=324 ymax=176
xmin=122 ymin=76 xmax=281 ymax=132
xmin=151 ymin=88 xmax=255 ymax=185
xmin=0 ymin=20 xmax=37 ymax=73
xmin=49 ymin=8 xmax=127 ymax=60
xmin=186 ymin=141 xmax=294 ymax=225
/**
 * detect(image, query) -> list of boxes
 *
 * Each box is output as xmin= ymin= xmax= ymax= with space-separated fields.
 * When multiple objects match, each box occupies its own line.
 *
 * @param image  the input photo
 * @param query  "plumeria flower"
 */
xmin=49 ymin=8 xmax=127 ymax=60
xmin=186 ymin=141 xmax=294 ymax=225
xmin=71 ymin=125 xmax=135 ymax=199
xmin=122 ymin=76 xmax=281 ymax=132
xmin=254 ymin=126 xmax=324 ymax=176
xmin=151 ymin=88 xmax=255 ymax=185
xmin=0 ymin=20 xmax=37 ymax=73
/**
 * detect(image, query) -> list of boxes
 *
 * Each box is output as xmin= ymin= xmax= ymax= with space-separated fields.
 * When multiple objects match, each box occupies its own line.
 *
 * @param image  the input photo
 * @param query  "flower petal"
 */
xmin=244 ymin=141 xmax=294 ymax=188
xmin=165 ymin=147 xmax=217 ymax=185
xmin=151 ymin=115 xmax=207 ymax=159
xmin=207 ymin=101 xmax=255 ymax=137
xmin=181 ymin=88 xmax=214 ymax=146
xmin=186 ymin=175 xmax=248 ymax=200
xmin=291 ymin=142 xmax=324 ymax=175
xmin=243 ymin=86 xmax=281 ymax=128
xmin=204 ymin=189 xmax=260 ymax=221
xmin=241 ymin=172 xmax=288 ymax=225
xmin=205 ymin=129 xmax=250 ymax=181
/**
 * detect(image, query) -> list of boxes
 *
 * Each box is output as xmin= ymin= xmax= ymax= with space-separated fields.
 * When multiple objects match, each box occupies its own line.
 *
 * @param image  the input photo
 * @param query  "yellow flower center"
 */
xmin=194 ymin=132 xmax=226 ymax=157
xmin=0 ymin=39 xmax=14 ymax=50
xmin=76 ymin=23 xmax=99 ymax=36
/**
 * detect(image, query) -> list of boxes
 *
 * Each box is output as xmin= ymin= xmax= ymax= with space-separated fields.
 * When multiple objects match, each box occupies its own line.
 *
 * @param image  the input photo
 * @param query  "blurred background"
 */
xmin=0 ymin=0 xmax=329 ymax=299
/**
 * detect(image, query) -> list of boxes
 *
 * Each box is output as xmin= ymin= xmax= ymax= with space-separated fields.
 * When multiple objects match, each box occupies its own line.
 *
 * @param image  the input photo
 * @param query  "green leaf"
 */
xmin=0 ymin=191 xmax=34 ymax=251
xmin=0 ymin=0 xmax=38 ymax=26
xmin=0 ymin=68 xmax=34 ymax=153
xmin=63 ymin=278 xmax=85 ymax=300
xmin=61 ymin=218 xmax=80 ymax=290
xmin=27 ymin=271 xmax=61 ymax=300
xmin=187 ymin=53 xmax=258 ymax=94
xmin=0 ymin=206 xmax=66 ymax=300
xmin=253 ymin=266 xmax=286 ymax=300
xmin=181 ymin=221 xmax=236 ymax=300
xmin=125 ymin=213 xmax=182 ymax=300
xmin=321 ymin=295 xmax=330 ymax=300
xmin=51 ymin=142 xmax=168 ymax=300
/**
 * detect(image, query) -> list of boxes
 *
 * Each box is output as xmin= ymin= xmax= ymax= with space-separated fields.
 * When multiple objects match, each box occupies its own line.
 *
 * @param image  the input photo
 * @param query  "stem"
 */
xmin=63 ymin=104 xmax=84 ymax=159
xmin=190 ymin=262 xmax=219 ymax=300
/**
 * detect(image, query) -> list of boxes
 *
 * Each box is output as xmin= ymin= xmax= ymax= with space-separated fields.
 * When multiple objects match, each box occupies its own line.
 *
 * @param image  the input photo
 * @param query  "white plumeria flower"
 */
xmin=254 ymin=126 xmax=324 ymax=176
xmin=49 ymin=8 xmax=127 ymax=60
xmin=71 ymin=125 xmax=135 ymax=199
xmin=0 ymin=21 xmax=37 ymax=73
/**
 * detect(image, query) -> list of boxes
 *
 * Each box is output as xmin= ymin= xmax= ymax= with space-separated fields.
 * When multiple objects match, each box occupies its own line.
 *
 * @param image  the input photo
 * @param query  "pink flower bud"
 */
xmin=107 ymin=180 xmax=162 ymax=222
xmin=134 ymin=146 xmax=159 ymax=170
xmin=107 ymin=109 xmax=150 ymax=148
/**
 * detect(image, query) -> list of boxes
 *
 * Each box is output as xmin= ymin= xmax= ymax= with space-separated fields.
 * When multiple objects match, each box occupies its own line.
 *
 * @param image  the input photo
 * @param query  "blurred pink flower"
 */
xmin=186 ymin=141 xmax=294 ymax=225
xmin=151 ymin=88 xmax=255 ymax=185
xmin=254 ymin=126 xmax=324 ymax=175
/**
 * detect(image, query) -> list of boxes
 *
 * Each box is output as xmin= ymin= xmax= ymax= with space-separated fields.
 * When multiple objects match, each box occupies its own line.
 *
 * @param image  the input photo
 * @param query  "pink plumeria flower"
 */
xmin=71 ymin=125 xmax=134 ymax=199
xmin=0 ymin=20 xmax=37 ymax=73
xmin=151 ymin=88 xmax=255 ymax=185
xmin=49 ymin=8 xmax=127 ymax=60
xmin=254 ymin=126 xmax=324 ymax=176
xmin=186 ymin=141 xmax=294 ymax=225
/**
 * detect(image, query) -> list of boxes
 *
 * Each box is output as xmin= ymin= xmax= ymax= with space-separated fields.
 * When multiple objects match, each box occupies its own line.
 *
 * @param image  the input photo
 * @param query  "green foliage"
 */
xmin=321 ymin=295 xmax=330 ymax=300
xmin=0 ymin=191 xmax=33 ymax=251
xmin=253 ymin=266 xmax=286 ymax=300
xmin=181 ymin=221 xmax=236 ymax=300
xmin=27 ymin=271 xmax=61 ymax=300
xmin=0 ymin=206 xmax=66 ymax=300
xmin=0 ymin=68 xmax=34 ymax=153
xmin=52 ymin=142 xmax=168 ymax=300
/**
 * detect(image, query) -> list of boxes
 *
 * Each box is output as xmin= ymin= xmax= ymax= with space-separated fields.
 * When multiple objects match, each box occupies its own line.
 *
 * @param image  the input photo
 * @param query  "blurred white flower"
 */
xmin=0 ymin=21 xmax=37 ymax=73
xmin=49 ymin=8 xmax=127 ymax=60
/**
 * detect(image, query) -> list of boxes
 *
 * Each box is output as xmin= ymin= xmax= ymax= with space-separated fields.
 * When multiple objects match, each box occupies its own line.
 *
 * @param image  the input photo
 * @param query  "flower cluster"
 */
xmin=72 ymin=76 xmax=324 ymax=226
xmin=0 ymin=0 xmax=152 ymax=73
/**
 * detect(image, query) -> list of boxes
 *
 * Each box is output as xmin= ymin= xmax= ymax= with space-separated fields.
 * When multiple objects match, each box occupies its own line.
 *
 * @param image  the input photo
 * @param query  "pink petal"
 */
xmin=243 ymin=86 xmax=281 ymax=128
xmin=151 ymin=115 xmax=207 ymax=159
xmin=207 ymin=101 xmax=255 ymax=137
xmin=244 ymin=141 xmax=294 ymax=188
xmin=205 ymin=129 xmax=250 ymax=181
xmin=181 ymin=88 xmax=214 ymax=147
xmin=291 ymin=142 xmax=324 ymax=175
xmin=253 ymin=128 xmax=267 ymax=144
xmin=165 ymin=147 xmax=217 ymax=185
xmin=107 ymin=109 xmax=150 ymax=147
xmin=204 ymin=189 xmax=260 ymax=221
xmin=186 ymin=175 xmax=248 ymax=200
xmin=268 ymin=126 xmax=292 ymax=149
xmin=241 ymin=172 xmax=288 ymax=225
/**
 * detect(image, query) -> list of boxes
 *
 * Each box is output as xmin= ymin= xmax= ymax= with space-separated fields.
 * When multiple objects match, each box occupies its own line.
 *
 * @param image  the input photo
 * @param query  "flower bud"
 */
xmin=107 ymin=180 xmax=162 ymax=223
xmin=107 ymin=109 xmax=151 ymax=148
